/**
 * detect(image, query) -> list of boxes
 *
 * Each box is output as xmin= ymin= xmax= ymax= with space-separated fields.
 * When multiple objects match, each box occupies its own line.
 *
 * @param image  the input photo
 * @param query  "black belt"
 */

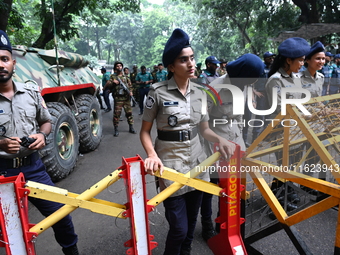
xmin=0 ymin=152 xmax=40 ymax=169
xmin=157 ymin=127 xmax=198 ymax=142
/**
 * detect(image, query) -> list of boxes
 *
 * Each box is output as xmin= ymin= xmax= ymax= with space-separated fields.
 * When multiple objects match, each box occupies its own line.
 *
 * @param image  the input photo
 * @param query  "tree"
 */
xmin=0 ymin=0 xmax=141 ymax=49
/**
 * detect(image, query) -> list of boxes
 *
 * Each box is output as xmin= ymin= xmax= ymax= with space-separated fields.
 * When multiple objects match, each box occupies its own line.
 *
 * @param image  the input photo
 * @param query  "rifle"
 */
xmin=117 ymin=77 xmax=138 ymax=105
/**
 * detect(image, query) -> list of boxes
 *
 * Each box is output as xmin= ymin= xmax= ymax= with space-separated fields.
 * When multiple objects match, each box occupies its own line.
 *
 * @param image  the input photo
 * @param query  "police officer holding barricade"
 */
xmin=140 ymin=28 xmax=235 ymax=255
xmin=200 ymin=53 xmax=263 ymax=241
xmin=108 ymin=61 xmax=137 ymax=137
xmin=0 ymin=30 xmax=79 ymax=255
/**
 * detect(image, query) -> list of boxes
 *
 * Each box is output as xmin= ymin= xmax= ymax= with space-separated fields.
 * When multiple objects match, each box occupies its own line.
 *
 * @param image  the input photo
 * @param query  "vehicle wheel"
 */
xmin=39 ymin=102 xmax=79 ymax=182
xmin=74 ymin=94 xmax=103 ymax=152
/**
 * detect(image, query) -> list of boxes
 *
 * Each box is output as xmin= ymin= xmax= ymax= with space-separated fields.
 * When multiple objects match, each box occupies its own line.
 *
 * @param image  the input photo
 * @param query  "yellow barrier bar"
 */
xmin=242 ymin=157 xmax=340 ymax=198
xmin=248 ymin=170 xmax=288 ymax=223
xmin=285 ymin=196 xmax=339 ymax=226
xmin=29 ymin=170 xmax=122 ymax=235
xmin=288 ymin=106 xmax=340 ymax=183
xmin=155 ymin=167 xmax=222 ymax=196
xmin=148 ymin=152 xmax=221 ymax=207
xmin=27 ymin=186 xmax=126 ymax=218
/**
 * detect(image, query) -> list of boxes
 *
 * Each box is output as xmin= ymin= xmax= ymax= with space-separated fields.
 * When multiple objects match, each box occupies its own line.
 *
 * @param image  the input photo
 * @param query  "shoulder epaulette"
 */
xmin=150 ymin=81 xmax=167 ymax=90
xmin=23 ymin=82 xmax=40 ymax=92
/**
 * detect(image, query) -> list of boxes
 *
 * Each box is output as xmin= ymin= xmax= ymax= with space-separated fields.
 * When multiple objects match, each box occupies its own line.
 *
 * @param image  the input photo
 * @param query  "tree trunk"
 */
xmin=0 ymin=0 xmax=13 ymax=31
xmin=95 ymin=28 xmax=101 ymax=60
xmin=292 ymin=0 xmax=320 ymax=23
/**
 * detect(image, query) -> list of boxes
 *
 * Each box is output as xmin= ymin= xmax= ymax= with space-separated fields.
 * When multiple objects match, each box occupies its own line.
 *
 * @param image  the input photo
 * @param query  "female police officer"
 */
xmin=266 ymin=37 xmax=310 ymax=210
xmin=299 ymin=41 xmax=326 ymax=183
xmin=140 ymin=28 xmax=235 ymax=255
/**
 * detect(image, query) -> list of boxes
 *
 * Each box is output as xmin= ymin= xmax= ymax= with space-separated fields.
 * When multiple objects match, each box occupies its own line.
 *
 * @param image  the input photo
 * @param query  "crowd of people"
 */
xmin=2 ymin=21 xmax=339 ymax=254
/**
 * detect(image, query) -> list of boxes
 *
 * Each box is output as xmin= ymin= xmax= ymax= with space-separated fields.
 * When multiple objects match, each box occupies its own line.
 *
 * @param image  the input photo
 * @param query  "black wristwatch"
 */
xmin=38 ymin=131 xmax=47 ymax=141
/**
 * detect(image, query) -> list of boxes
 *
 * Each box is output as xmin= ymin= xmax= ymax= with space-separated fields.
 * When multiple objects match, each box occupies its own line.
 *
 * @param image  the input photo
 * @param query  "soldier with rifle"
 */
xmin=108 ymin=61 xmax=137 ymax=137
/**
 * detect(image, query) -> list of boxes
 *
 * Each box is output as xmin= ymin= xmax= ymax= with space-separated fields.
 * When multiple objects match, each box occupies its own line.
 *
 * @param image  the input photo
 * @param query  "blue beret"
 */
xmin=278 ymin=37 xmax=310 ymax=58
xmin=0 ymin=30 xmax=12 ymax=53
xmin=334 ymin=54 xmax=340 ymax=59
xmin=263 ymin=51 xmax=276 ymax=58
xmin=162 ymin=28 xmax=191 ymax=68
xmin=325 ymin=52 xmax=334 ymax=57
xmin=306 ymin=41 xmax=325 ymax=59
xmin=226 ymin=54 xmax=264 ymax=89
xmin=205 ymin=56 xmax=221 ymax=64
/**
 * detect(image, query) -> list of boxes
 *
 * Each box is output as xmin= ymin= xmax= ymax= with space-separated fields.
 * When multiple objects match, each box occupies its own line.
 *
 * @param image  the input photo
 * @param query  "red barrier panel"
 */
xmin=120 ymin=156 xmax=157 ymax=255
xmin=0 ymin=173 xmax=36 ymax=255
xmin=208 ymin=144 xmax=247 ymax=255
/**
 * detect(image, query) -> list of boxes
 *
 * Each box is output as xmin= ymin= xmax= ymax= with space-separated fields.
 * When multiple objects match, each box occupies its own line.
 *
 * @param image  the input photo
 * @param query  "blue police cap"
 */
xmin=263 ymin=51 xmax=276 ymax=58
xmin=226 ymin=54 xmax=264 ymax=89
xmin=325 ymin=52 xmax=334 ymax=57
xmin=278 ymin=37 xmax=310 ymax=58
xmin=306 ymin=41 xmax=325 ymax=59
xmin=0 ymin=30 xmax=12 ymax=53
xmin=162 ymin=28 xmax=191 ymax=68
xmin=334 ymin=54 xmax=340 ymax=59
xmin=205 ymin=56 xmax=221 ymax=64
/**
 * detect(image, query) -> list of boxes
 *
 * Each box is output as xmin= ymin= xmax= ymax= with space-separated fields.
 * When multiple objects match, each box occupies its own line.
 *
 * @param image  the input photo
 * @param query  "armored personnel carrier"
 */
xmin=12 ymin=46 xmax=103 ymax=181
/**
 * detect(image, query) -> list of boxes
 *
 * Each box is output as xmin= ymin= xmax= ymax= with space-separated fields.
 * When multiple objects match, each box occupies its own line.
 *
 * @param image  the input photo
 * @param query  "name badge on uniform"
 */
xmin=168 ymin=115 xmax=178 ymax=127
xmin=163 ymin=101 xmax=179 ymax=106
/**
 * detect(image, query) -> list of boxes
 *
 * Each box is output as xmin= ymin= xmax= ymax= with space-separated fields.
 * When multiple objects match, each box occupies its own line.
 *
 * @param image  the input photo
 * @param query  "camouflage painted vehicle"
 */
xmin=12 ymin=45 xmax=103 ymax=181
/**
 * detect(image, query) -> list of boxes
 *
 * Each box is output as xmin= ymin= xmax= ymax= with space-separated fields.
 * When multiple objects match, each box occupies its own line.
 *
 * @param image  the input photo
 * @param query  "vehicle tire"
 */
xmin=39 ymin=102 xmax=79 ymax=182
xmin=74 ymin=94 xmax=103 ymax=152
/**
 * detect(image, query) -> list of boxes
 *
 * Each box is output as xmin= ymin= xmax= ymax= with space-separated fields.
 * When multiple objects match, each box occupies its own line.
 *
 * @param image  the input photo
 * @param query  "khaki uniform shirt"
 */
xmin=143 ymin=77 xmax=209 ymax=196
xmin=266 ymin=68 xmax=303 ymax=117
xmin=205 ymin=74 xmax=245 ymax=154
xmin=0 ymin=82 xmax=51 ymax=158
xmin=299 ymin=69 xmax=324 ymax=98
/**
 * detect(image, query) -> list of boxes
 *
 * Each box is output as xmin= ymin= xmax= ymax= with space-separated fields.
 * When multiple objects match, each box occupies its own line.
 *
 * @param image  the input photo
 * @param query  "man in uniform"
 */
xmin=136 ymin=65 xmax=153 ymax=115
xmin=151 ymin=64 xmax=158 ymax=83
xmin=217 ymin=58 xmax=227 ymax=76
xmin=200 ymin=56 xmax=221 ymax=84
xmin=0 ymin=30 xmax=79 ymax=255
xmin=109 ymin=61 xmax=137 ymax=137
xmin=101 ymin=67 xmax=112 ymax=112
xmin=155 ymin=63 xmax=168 ymax=82
xmin=124 ymin=67 xmax=130 ymax=77
xmin=130 ymin=64 xmax=139 ymax=107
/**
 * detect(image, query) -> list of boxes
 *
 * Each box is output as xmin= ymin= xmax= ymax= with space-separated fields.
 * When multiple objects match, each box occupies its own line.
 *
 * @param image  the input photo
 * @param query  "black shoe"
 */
xmin=100 ymin=107 xmax=105 ymax=110
xmin=114 ymin=127 xmax=119 ymax=137
xmin=129 ymin=125 xmax=137 ymax=134
xmin=105 ymin=108 xmax=112 ymax=112
xmin=62 ymin=244 xmax=79 ymax=255
xmin=180 ymin=246 xmax=191 ymax=255
xmin=139 ymin=111 xmax=143 ymax=115
xmin=201 ymin=218 xmax=217 ymax=241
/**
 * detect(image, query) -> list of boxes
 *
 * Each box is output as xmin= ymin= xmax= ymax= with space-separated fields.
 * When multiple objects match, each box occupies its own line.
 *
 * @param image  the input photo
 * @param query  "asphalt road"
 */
xmin=11 ymin=100 xmax=339 ymax=255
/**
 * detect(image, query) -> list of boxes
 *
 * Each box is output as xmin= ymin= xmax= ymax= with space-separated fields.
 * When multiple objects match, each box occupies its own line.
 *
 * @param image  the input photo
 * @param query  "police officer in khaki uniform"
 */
xmin=266 ymin=37 xmax=310 ymax=211
xmin=108 ymin=61 xmax=136 ymax=137
xmin=200 ymin=54 xmax=263 ymax=241
xmin=0 ymin=30 xmax=79 ymax=255
xmin=140 ymin=28 xmax=235 ymax=255
xmin=299 ymin=41 xmax=326 ymax=186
